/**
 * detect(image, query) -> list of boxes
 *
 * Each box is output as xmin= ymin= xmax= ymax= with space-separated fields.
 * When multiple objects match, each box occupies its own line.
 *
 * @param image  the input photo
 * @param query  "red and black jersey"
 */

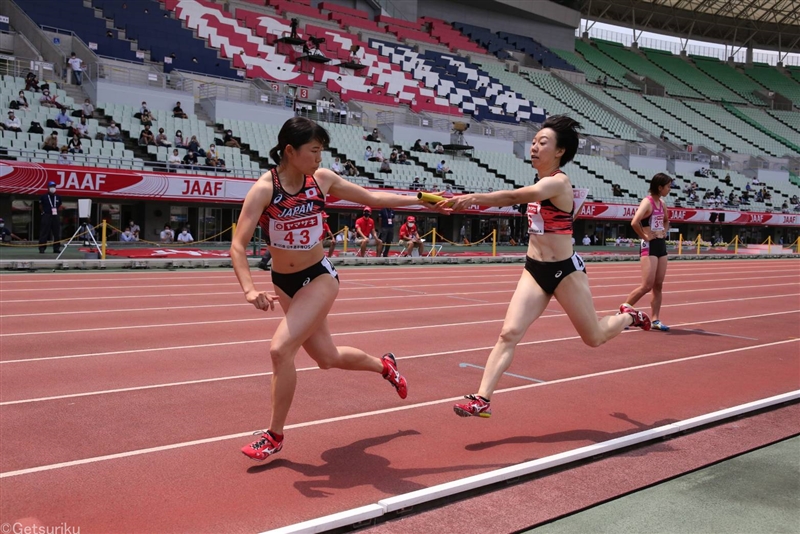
xmin=527 ymin=169 xmax=574 ymax=235
xmin=259 ymin=168 xmax=327 ymax=251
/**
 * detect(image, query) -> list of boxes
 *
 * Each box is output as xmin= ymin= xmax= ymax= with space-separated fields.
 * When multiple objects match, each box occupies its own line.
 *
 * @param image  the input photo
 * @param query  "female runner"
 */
xmin=231 ymin=117 xmax=438 ymax=460
xmin=439 ymin=115 xmax=651 ymax=418
xmin=621 ymin=173 xmax=672 ymax=331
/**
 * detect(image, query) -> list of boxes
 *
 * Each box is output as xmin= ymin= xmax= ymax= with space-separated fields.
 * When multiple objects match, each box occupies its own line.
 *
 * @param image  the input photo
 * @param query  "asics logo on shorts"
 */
xmin=302 ymin=277 xmax=311 ymax=287
xmin=555 ymin=270 xmax=562 ymax=278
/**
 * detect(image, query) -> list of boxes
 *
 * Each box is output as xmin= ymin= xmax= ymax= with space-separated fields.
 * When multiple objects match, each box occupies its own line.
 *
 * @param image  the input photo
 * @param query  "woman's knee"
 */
xmin=270 ymin=341 xmax=297 ymax=365
xmin=498 ymin=325 xmax=525 ymax=346
xmin=580 ymin=331 xmax=605 ymax=348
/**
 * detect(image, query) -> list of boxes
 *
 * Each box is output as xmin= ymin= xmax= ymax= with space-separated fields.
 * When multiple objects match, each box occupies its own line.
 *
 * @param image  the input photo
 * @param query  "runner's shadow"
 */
xmin=249 ymin=429 xmax=506 ymax=497
xmin=661 ymin=328 xmax=737 ymax=338
xmin=465 ymin=412 xmax=678 ymax=456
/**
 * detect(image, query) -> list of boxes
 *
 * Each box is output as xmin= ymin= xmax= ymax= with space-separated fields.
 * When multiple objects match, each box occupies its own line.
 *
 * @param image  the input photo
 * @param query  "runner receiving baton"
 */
xmin=437 ymin=115 xmax=651 ymax=419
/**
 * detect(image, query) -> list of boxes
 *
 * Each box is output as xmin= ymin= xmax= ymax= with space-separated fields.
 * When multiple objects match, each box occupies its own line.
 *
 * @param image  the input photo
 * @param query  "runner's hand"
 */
xmin=246 ymin=289 xmax=275 ymax=311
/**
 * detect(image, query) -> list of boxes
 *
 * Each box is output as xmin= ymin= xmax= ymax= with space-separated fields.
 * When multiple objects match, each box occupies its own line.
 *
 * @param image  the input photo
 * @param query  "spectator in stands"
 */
xmin=57 ymin=146 xmax=72 ymax=165
xmin=42 ymin=132 xmax=59 ymax=151
xmin=289 ymin=17 xmax=299 ymax=39
xmin=5 ymin=111 xmax=22 ymax=133
xmin=81 ymin=98 xmax=94 ymax=118
xmin=724 ymin=173 xmax=731 ymax=186
xmin=187 ymin=135 xmax=205 ymax=157
xmin=15 ymin=90 xmax=29 ymax=111
xmin=182 ymin=150 xmax=198 ymax=169
xmin=659 ymin=130 xmax=668 ymax=142
xmin=119 ymin=226 xmax=137 ymax=242
xmin=612 ymin=184 xmax=623 ymax=197
xmin=330 ymin=157 xmax=343 ymax=175
xmin=364 ymin=146 xmax=373 ymax=161
xmin=68 ymin=53 xmax=84 ymax=85
xmin=139 ymin=125 xmax=156 ymax=146
xmin=344 ymin=159 xmax=357 ymax=177
xmin=206 ymin=144 xmax=219 ymax=165
xmin=177 ymin=227 xmax=194 ymax=243
xmin=445 ymin=184 xmax=453 ymax=194
xmin=791 ymin=195 xmax=799 ymax=205
xmin=105 ymin=121 xmax=122 ymax=142
xmin=160 ymin=224 xmax=174 ymax=243
xmin=410 ymin=176 xmax=421 ymax=190
xmin=25 ymin=72 xmax=40 ymax=92
xmin=139 ymin=101 xmax=150 ymax=116
xmin=156 ymin=127 xmax=170 ymax=147
xmin=379 ymin=159 xmax=392 ymax=174
xmin=582 ymin=235 xmax=591 ymax=246
xmin=54 ymin=107 xmax=72 ymax=131
xmin=173 ymin=129 xmax=185 ymax=148
xmin=75 ymin=117 xmax=90 ymax=139
xmin=223 ymin=129 xmax=241 ymax=149
xmin=139 ymin=108 xmax=153 ymax=127
xmin=168 ymin=149 xmax=182 ymax=171
xmin=423 ymin=142 xmax=432 ymax=153
xmin=128 ymin=219 xmax=140 ymax=239
xmin=434 ymin=143 xmax=444 ymax=154
xmin=436 ymin=160 xmax=451 ymax=176
xmin=398 ymin=151 xmax=410 ymax=165
xmin=173 ymin=101 xmax=188 ymax=119
xmin=40 ymin=89 xmax=59 ymax=109
xmin=366 ymin=128 xmax=380 ymax=142
xmin=412 ymin=139 xmax=424 ymax=152
xmin=752 ymin=176 xmax=761 ymax=185
xmin=389 ymin=149 xmax=398 ymax=164
xmin=374 ymin=148 xmax=385 ymax=162
xmin=781 ymin=201 xmax=789 ymax=213
xmin=67 ymin=134 xmax=83 ymax=154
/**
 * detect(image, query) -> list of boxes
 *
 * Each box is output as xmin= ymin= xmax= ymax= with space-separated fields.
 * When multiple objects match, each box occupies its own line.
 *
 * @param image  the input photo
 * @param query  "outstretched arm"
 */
xmin=445 ymin=176 xmax=569 ymax=211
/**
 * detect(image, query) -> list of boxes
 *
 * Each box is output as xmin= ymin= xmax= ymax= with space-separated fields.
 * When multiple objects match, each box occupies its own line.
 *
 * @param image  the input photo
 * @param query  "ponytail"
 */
xmin=270 ymin=117 xmax=330 ymax=167
xmin=269 ymin=146 xmax=282 ymax=165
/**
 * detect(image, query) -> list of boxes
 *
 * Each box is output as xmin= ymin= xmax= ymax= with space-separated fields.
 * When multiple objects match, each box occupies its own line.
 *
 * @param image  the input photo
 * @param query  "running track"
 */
xmin=0 ymin=259 xmax=798 ymax=533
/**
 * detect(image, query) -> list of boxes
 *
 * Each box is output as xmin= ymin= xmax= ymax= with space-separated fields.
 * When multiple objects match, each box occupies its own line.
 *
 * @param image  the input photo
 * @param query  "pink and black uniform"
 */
xmin=524 ymin=170 xmax=586 ymax=294
xmin=260 ymin=168 xmax=338 ymax=297
xmin=640 ymin=195 xmax=668 ymax=258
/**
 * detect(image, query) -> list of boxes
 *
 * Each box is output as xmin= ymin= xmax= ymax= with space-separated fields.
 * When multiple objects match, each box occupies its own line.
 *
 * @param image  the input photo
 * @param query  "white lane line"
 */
xmin=2 ymin=295 xmax=796 ymax=363
xmin=2 ymin=278 xmax=797 ymax=304
xmin=1 ymin=338 xmax=795 ymax=479
xmin=2 ymin=287 xmax=796 ymax=338
xmin=1 ymin=272 xmax=795 ymax=294
xmin=1 ymin=268 xmax=791 ymax=292
xmin=2 ymin=310 xmax=796 ymax=404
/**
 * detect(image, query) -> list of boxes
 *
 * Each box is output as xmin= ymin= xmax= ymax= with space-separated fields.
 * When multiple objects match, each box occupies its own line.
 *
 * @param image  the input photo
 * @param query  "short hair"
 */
xmin=540 ymin=115 xmax=582 ymax=166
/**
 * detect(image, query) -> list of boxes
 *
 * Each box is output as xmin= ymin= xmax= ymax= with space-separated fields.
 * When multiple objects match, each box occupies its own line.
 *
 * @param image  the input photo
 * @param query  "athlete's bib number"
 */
xmin=269 ymin=214 xmax=323 ymax=250
xmin=527 ymin=203 xmax=544 ymax=235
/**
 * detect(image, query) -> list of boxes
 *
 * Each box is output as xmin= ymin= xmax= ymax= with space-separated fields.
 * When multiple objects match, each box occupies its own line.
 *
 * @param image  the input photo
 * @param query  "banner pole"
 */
xmin=678 ymin=234 xmax=682 ymax=256
xmin=492 ymin=229 xmax=496 ymax=257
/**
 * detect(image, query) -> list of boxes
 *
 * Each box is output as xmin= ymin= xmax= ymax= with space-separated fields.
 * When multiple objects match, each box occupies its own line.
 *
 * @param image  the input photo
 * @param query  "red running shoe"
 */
xmin=453 ymin=394 xmax=492 ymax=418
xmin=242 ymin=430 xmax=283 ymax=461
xmin=620 ymin=303 xmax=652 ymax=331
xmin=382 ymin=353 xmax=407 ymax=399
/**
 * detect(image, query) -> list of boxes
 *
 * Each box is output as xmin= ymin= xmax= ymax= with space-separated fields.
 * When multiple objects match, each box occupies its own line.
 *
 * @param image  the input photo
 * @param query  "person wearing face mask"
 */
xmin=38 ymin=181 xmax=63 ymax=253
xmin=398 ymin=215 xmax=424 ymax=257
xmin=176 ymin=227 xmax=194 ymax=243
xmin=119 ymin=226 xmax=137 ymax=242
xmin=355 ymin=206 xmax=382 ymax=257
xmin=0 ymin=218 xmax=22 ymax=242
xmin=128 ymin=219 xmax=141 ymax=239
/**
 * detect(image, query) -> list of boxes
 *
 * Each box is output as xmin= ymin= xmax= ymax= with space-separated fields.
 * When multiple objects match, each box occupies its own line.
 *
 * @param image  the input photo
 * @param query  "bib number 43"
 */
xmin=284 ymin=229 xmax=311 ymax=246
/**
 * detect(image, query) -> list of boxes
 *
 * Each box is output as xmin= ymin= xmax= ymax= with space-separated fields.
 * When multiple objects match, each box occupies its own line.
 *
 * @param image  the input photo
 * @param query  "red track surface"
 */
xmin=1 ymin=260 xmax=799 ymax=533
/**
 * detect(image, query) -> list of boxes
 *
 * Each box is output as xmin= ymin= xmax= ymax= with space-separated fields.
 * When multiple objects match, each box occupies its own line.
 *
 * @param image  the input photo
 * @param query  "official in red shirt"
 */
xmin=321 ymin=211 xmax=335 ymax=257
xmin=399 ymin=215 xmax=424 ymax=257
xmin=355 ymin=206 xmax=383 ymax=257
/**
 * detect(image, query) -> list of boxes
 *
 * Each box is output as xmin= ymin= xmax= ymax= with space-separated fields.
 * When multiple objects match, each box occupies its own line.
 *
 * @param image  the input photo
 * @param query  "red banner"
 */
xmin=1 ymin=162 xmax=797 ymax=226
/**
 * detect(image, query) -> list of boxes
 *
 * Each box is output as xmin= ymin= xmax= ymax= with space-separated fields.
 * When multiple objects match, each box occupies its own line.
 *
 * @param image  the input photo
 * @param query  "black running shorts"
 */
xmin=271 ymin=257 xmax=339 ymax=298
xmin=524 ymin=253 xmax=586 ymax=295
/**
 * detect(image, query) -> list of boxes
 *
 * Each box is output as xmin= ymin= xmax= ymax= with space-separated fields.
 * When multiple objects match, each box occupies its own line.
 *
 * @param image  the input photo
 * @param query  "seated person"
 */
xmin=5 ymin=111 xmax=22 ymax=132
xmin=344 ymin=159 xmax=358 ymax=177
xmin=15 ymin=90 xmax=30 ymax=111
xmin=389 ymin=150 xmax=398 ymax=164
xmin=74 ymin=117 xmax=91 ymax=139
xmin=436 ymin=160 xmax=451 ymax=176
xmin=223 ymin=129 xmax=241 ymax=148
xmin=25 ymin=72 xmax=40 ymax=92
xmin=0 ymin=217 xmax=22 ymax=242
xmin=176 ymin=227 xmax=194 ymax=242
xmin=412 ymin=139 xmax=424 ymax=152
xmin=81 ymin=99 xmax=94 ymax=118
xmin=57 ymin=146 xmax=72 ymax=165
xmin=434 ymin=144 xmax=444 ymax=154
xmin=399 ymin=216 xmax=424 ymax=257
xmin=173 ymin=101 xmax=188 ymax=119
xmin=54 ymin=107 xmax=72 ymax=130
xmin=160 ymin=224 xmax=174 ymax=243
xmin=355 ymin=207 xmax=383 ymax=257
xmin=379 ymin=159 xmax=392 ymax=173
xmin=156 ymin=128 xmax=171 ymax=147
xmin=139 ymin=125 xmax=156 ymax=146
xmin=105 ymin=121 xmax=123 ymax=142
xmin=365 ymin=128 xmax=380 ymax=142
xmin=364 ymin=146 xmax=373 ymax=161
xmin=139 ymin=109 xmax=153 ymax=127
xmin=398 ymin=151 xmax=409 ymax=165
xmin=67 ymin=134 xmax=83 ymax=154
xmin=168 ymin=149 xmax=182 ymax=170
xmin=42 ymin=132 xmax=60 ymax=151
xmin=182 ymin=150 xmax=198 ymax=167
xmin=330 ymin=157 xmax=343 ymax=175
xmin=39 ymin=89 xmax=58 ymax=108
xmin=187 ymin=136 xmax=205 ymax=157
xmin=119 ymin=226 xmax=138 ymax=242
xmin=174 ymin=130 xmax=186 ymax=148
